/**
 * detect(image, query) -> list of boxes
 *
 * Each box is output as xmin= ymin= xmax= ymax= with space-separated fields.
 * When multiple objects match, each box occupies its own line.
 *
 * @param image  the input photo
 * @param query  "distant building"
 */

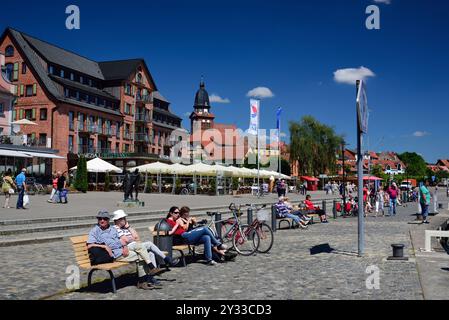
xmin=0 ymin=27 xmax=182 ymax=173
xmin=189 ymin=80 xmax=247 ymax=164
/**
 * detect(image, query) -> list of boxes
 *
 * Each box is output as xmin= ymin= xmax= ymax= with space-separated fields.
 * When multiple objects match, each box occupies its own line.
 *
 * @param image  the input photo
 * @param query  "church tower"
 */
xmin=189 ymin=79 xmax=215 ymax=135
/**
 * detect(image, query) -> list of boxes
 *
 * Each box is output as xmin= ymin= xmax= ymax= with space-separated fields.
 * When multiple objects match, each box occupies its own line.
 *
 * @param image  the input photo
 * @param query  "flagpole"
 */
xmin=278 ymin=110 xmax=281 ymax=180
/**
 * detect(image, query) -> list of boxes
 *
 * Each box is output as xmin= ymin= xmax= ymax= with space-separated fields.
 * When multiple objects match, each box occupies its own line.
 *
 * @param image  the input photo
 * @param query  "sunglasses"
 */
xmin=97 ymin=217 xmax=109 ymax=221
xmin=173 ymin=211 xmax=180 ymax=214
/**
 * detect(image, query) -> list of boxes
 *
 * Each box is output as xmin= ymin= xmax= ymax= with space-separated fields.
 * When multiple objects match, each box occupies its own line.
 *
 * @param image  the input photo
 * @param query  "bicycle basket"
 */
xmin=256 ymin=209 xmax=270 ymax=222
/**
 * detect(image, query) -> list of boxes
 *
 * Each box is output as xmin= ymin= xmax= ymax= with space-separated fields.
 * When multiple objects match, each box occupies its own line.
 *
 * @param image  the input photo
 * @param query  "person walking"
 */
xmin=387 ymin=182 xmax=399 ymax=216
xmin=419 ymin=181 xmax=431 ymax=224
xmin=15 ymin=168 xmax=27 ymax=210
xmin=56 ymin=171 xmax=67 ymax=204
xmin=48 ymin=172 xmax=58 ymax=203
xmin=375 ymin=188 xmax=385 ymax=217
xmin=2 ymin=170 xmax=16 ymax=209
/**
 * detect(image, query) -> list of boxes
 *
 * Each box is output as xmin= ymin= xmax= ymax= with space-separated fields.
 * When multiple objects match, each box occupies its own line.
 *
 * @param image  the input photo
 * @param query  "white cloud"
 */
xmin=413 ymin=131 xmax=430 ymax=137
xmin=209 ymin=94 xmax=230 ymax=104
xmin=246 ymin=87 xmax=275 ymax=99
xmin=373 ymin=0 xmax=391 ymax=4
xmin=333 ymin=66 xmax=375 ymax=85
xmin=280 ymin=132 xmax=287 ymax=138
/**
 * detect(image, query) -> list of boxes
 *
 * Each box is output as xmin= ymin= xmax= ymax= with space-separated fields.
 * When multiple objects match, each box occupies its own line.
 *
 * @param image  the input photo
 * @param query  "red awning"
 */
xmin=363 ymin=176 xmax=383 ymax=181
xmin=300 ymin=176 xmax=319 ymax=182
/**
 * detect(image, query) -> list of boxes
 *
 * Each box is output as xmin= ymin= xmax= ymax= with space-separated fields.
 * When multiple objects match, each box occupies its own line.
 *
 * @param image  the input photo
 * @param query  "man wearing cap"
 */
xmin=87 ymin=209 xmax=161 ymax=290
xmin=112 ymin=210 xmax=178 ymax=283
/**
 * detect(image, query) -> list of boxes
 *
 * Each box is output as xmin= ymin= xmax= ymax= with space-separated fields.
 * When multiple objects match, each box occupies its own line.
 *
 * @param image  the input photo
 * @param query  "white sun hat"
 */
xmin=112 ymin=209 xmax=127 ymax=221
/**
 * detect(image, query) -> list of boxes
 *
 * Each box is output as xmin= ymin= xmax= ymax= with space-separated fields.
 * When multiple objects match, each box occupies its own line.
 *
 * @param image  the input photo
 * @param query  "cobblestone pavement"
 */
xmin=0 ymin=191 xmax=336 ymax=221
xmin=0 ymin=200 xmax=429 ymax=300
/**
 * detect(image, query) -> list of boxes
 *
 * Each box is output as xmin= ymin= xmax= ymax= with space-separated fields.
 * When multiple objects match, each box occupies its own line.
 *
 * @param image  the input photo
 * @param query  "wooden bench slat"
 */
xmin=76 ymin=258 xmax=92 ymax=265
xmin=72 ymin=243 xmax=87 ymax=250
xmin=70 ymin=235 xmax=89 ymax=244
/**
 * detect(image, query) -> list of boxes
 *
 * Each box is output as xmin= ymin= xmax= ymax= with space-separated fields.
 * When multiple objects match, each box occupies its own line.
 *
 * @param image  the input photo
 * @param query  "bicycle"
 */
xmin=201 ymin=203 xmax=260 ymax=256
xmin=25 ymin=177 xmax=46 ymax=195
xmin=244 ymin=204 xmax=274 ymax=253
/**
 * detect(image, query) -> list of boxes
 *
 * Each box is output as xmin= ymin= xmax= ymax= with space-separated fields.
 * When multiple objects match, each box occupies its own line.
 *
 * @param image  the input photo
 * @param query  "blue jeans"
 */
xmin=16 ymin=187 xmax=24 ymax=209
xmin=389 ymin=198 xmax=397 ymax=215
xmin=181 ymin=227 xmax=221 ymax=261
xmin=283 ymin=213 xmax=301 ymax=225
xmin=421 ymin=203 xmax=429 ymax=220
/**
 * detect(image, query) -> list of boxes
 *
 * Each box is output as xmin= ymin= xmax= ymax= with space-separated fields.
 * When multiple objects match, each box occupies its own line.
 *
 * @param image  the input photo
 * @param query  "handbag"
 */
xmin=8 ymin=188 xmax=14 ymax=194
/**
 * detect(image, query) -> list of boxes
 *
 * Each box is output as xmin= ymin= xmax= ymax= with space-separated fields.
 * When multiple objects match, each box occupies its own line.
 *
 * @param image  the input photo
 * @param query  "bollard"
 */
xmin=322 ymin=200 xmax=326 ymax=214
xmin=271 ymin=205 xmax=277 ymax=232
xmin=215 ymin=212 xmax=222 ymax=240
xmin=392 ymin=244 xmax=404 ymax=257
xmin=247 ymin=208 xmax=253 ymax=225
xmin=438 ymin=203 xmax=443 ymax=210
xmin=387 ymin=243 xmax=408 ymax=260
xmin=333 ymin=199 xmax=337 ymax=219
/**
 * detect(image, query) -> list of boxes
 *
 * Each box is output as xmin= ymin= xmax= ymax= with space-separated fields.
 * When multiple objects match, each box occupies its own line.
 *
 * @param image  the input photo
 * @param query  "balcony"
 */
xmin=0 ymin=135 xmax=50 ymax=149
xmin=77 ymin=145 xmax=112 ymax=155
xmin=135 ymin=95 xmax=151 ymax=104
xmin=135 ymin=113 xmax=149 ymax=122
xmin=87 ymin=125 xmax=97 ymax=134
xmin=134 ymin=133 xmax=149 ymax=143
xmin=77 ymin=145 xmax=95 ymax=154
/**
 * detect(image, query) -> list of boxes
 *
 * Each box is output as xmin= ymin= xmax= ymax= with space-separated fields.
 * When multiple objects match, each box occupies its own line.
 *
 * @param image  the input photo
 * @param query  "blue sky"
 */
xmin=1 ymin=0 xmax=448 ymax=163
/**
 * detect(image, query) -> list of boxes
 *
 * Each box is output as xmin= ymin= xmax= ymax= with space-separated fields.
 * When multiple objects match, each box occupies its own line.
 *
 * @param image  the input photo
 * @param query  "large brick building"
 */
xmin=0 ymin=27 xmax=182 ymax=172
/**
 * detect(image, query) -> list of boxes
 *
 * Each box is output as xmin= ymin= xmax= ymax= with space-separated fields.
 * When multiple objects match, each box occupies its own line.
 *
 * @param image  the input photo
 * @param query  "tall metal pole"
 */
xmin=257 ymin=100 xmax=260 ymax=196
xmin=278 ymin=114 xmax=281 ymax=180
xmin=356 ymin=80 xmax=365 ymax=257
xmin=342 ymin=142 xmax=346 ymax=210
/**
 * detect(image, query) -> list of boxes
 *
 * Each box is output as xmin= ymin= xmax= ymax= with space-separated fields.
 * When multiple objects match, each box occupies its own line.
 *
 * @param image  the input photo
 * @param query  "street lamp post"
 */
xmin=342 ymin=142 xmax=346 ymax=211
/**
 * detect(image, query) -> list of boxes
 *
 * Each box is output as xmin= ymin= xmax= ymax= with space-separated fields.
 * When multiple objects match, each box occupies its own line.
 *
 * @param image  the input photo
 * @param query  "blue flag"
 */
xmin=276 ymin=107 xmax=282 ymax=130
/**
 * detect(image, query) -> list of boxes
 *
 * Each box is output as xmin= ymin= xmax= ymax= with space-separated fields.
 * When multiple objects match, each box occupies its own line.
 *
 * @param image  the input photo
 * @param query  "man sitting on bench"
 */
xmin=275 ymin=196 xmax=309 ymax=229
xmin=304 ymin=195 xmax=329 ymax=223
xmin=87 ymin=209 xmax=162 ymax=290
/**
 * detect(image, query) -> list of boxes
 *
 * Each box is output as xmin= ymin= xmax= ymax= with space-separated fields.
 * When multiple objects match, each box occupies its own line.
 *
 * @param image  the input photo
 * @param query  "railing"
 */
xmin=135 ymin=113 xmax=149 ymax=122
xmin=0 ymin=135 xmax=50 ymax=149
xmin=78 ymin=145 xmax=95 ymax=154
xmin=134 ymin=133 xmax=149 ymax=142
xmin=135 ymin=95 xmax=151 ymax=104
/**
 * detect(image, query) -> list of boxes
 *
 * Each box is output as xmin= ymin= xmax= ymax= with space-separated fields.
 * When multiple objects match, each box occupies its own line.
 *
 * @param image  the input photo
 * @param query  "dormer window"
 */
xmin=5 ymin=45 xmax=14 ymax=57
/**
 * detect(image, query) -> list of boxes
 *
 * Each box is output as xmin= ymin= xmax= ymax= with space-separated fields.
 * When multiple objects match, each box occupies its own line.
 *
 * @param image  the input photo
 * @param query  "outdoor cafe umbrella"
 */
xmin=11 ymin=119 xmax=38 ymax=126
xmin=70 ymin=157 xmax=122 ymax=190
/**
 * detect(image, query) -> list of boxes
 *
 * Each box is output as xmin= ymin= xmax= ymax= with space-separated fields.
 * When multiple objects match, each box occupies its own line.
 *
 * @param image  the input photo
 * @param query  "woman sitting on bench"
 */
xmin=304 ymin=195 xmax=329 ymax=223
xmin=166 ymin=206 xmax=226 ymax=265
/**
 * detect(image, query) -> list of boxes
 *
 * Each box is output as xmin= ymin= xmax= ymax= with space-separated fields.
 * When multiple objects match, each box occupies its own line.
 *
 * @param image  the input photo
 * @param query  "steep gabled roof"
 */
xmin=20 ymin=31 xmax=104 ymax=79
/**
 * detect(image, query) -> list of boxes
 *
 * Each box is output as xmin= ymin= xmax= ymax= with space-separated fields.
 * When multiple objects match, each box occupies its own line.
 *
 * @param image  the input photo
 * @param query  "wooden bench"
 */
xmin=70 ymin=235 xmax=132 ymax=294
xmin=149 ymin=226 xmax=191 ymax=267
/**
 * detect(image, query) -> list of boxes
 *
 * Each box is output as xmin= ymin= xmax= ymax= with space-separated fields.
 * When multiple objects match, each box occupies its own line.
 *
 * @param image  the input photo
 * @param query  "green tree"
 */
xmin=289 ymin=116 xmax=343 ymax=177
xmin=398 ymin=152 xmax=428 ymax=177
xmin=436 ymin=170 xmax=449 ymax=181
xmin=232 ymin=177 xmax=239 ymax=191
xmin=281 ymin=159 xmax=291 ymax=176
xmin=371 ymin=164 xmax=388 ymax=181
xmin=74 ymin=156 xmax=88 ymax=193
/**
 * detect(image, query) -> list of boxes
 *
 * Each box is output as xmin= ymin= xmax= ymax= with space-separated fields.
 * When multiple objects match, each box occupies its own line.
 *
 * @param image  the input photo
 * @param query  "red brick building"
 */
xmin=0 ymin=27 xmax=182 ymax=172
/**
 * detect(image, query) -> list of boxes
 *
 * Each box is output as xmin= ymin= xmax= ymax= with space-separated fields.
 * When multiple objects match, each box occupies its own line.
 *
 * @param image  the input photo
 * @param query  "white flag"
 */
xmin=247 ymin=99 xmax=259 ymax=135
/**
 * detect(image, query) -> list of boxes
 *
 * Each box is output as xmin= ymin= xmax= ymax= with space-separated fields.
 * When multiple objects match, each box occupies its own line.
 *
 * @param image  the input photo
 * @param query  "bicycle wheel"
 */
xmin=232 ymin=224 xmax=259 ymax=256
xmin=220 ymin=221 xmax=234 ymax=245
xmin=256 ymin=222 xmax=274 ymax=253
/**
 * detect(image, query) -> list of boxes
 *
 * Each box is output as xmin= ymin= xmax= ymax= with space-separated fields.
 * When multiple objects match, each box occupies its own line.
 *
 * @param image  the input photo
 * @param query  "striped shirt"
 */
xmin=114 ymin=225 xmax=135 ymax=243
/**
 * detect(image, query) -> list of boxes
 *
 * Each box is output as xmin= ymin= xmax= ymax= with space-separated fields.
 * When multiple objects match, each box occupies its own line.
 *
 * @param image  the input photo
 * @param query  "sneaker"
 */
xmin=423 ymin=220 xmax=430 ymax=224
xmin=206 ymin=260 xmax=218 ymax=265
xmin=298 ymin=222 xmax=308 ymax=229
xmin=322 ymin=220 xmax=329 ymax=223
